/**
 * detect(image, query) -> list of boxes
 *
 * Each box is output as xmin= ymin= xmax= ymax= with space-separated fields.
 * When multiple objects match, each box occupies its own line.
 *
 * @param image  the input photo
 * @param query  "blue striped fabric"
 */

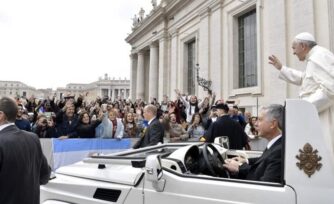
xmin=52 ymin=138 xmax=131 ymax=153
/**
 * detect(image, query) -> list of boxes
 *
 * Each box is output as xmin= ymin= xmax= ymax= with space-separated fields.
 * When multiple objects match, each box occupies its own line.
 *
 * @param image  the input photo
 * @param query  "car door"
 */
xmin=143 ymin=170 xmax=296 ymax=204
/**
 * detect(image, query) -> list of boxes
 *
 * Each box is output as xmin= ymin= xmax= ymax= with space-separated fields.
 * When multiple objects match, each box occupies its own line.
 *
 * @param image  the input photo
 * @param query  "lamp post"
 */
xmin=195 ymin=64 xmax=212 ymax=94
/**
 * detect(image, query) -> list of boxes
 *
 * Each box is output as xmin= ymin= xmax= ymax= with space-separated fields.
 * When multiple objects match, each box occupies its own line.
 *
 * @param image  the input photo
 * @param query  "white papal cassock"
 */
xmin=278 ymin=45 xmax=334 ymax=155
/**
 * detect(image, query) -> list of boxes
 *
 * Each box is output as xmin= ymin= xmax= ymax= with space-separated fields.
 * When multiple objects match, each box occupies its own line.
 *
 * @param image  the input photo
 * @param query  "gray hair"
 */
xmin=261 ymin=104 xmax=284 ymax=130
xmin=294 ymin=39 xmax=317 ymax=49
xmin=145 ymin=104 xmax=157 ymax=116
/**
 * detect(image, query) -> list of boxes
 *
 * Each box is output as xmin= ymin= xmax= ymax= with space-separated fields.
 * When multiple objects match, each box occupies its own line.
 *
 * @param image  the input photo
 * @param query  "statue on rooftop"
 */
xmin=151 ymin=0 xmax=157 ymax=9
xmin=139 ymin=8 xmax=145 ymax=21
xmin=132 ymin=14 xmax=138 ymax=27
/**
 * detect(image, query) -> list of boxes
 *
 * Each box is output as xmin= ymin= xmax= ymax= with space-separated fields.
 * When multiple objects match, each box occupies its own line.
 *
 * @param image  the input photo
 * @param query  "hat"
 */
xmin=213 ymin=103 xmax=229 ymax=112
xmin=295 ymin=32 xmax=315 ymax=42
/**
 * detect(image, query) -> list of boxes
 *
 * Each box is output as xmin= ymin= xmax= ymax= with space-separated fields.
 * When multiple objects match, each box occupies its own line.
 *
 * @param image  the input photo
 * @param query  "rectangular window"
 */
xmin=187 ymin=40 xmax=196 ymax=95
xmin=238 ymin=9 xmax=257 ymax=88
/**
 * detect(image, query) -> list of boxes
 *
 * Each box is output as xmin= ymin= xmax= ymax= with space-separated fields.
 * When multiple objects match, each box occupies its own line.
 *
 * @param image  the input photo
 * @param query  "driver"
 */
xmin=223 ymin=104 xmax=283 ymax=183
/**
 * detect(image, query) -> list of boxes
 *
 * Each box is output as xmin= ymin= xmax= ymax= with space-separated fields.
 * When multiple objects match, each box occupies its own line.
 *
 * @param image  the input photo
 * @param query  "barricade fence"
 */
xmin=40 ymin=138 xmax=139 ymax=170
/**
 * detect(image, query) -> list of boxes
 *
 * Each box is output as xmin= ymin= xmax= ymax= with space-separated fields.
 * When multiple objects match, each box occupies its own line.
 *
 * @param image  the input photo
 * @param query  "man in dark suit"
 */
xmin=0 ymin=97 xmax=51 ymax=204
xmin=223 ymin=104 xmax=283 ymax=183
xmin=204 ymin=103 xmax=248 ymax=150
xmin=133 ymin=104 xmax=164 ymax=149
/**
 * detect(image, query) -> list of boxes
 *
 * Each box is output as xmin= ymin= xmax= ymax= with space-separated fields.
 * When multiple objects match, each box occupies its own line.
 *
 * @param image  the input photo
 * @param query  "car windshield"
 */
xmin=91 ymin=143 xmax=195 ymax=159
xmin=119 ymin=147 xmax=178 ymax=158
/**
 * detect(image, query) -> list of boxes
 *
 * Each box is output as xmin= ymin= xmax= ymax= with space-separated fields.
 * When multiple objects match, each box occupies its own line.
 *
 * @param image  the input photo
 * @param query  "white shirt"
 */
xmin=267 ymin=135 xmax=282 ymax=150
xmin=148 ymin=117 xmax=156 ymax=125
xmin=0 ymin=123 xmax=15 ymax=132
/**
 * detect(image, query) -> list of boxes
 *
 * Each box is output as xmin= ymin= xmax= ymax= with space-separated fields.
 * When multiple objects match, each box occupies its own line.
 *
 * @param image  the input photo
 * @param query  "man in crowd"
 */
xmin=133 ymin=104 xmax=164 ymax=149
xmin=229 ymin=105 xmax=246 ymax=129
xmin=269 ymin=32 xmax=334 ymax=155
xmin=15 ymin=103 xmax=31 ymax=131
xmin=204 ymin=103 xmax=248 ymax=150
xmin=55 ymin=100 xmax=79 ymax=138
xmin=0 ymin=97 xmax=51 ymax=204
xmin=223 ymin=104 xmax=283 ymax=183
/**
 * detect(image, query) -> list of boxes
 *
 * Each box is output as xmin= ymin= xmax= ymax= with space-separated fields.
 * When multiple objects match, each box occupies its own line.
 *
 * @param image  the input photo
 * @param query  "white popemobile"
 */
xmin=41 ymin=100 xmax=334 ymax=204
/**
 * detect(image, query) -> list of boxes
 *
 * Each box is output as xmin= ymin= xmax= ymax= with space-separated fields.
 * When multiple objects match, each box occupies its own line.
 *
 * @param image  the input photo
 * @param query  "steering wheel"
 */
xmin=202 ymin=143 xmax=230 ymax=178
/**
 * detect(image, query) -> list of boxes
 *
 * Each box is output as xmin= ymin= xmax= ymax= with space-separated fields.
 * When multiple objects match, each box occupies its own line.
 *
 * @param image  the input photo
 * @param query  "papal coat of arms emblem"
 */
xmin=296 ymin=143 xmax=322 ymax=177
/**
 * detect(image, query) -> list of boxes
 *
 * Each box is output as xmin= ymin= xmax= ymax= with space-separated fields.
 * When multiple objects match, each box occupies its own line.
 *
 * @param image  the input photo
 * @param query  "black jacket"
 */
xmin=55 ymin=110 xmax=79 ymax=138
xmin=133 ymin=118 xmax=164 ymax=149
xmin=0 ymin=125 xmax=51 ymax=204
xmin=239 ymin=137 xmax=282 ymax=182
xmin=204 ymin=115 xmax=248 ymax=150
xmin=76 ymin=120 xmax=102 ymax=138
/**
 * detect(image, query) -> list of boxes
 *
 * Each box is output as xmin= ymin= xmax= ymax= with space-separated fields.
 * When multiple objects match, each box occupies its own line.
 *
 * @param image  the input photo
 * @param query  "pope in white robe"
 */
xmin=269 ymin=32 xmax=334 ymax=156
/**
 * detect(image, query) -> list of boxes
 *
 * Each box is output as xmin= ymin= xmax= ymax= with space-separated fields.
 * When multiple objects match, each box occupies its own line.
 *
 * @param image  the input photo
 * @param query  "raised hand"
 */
xmin=268 ymin=55 xmax=283 ymax=70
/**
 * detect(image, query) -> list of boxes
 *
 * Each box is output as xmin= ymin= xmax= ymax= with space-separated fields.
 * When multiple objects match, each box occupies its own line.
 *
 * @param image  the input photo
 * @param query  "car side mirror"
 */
xmin=214 ymin=136 xmax=230 ymax=149
xmin=145 ymin=155 xmax=165 ymax=192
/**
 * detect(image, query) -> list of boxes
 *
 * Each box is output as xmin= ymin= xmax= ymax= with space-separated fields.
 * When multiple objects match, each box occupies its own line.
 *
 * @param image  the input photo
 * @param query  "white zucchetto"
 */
xmin=295 ymin=32 xmax=316 ymax=42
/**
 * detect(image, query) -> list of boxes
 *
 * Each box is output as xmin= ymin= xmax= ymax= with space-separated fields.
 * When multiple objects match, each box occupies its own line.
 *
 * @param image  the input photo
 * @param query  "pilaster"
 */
xmin=149 ymin=43 xmax=159 ymax=100
xmin=136 ymin=51 xmax=145 ymax=99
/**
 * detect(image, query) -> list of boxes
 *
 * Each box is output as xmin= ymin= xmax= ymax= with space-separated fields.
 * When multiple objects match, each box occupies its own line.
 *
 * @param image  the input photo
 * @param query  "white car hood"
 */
xmin=55 ymin=161 xmax=144 ymax=186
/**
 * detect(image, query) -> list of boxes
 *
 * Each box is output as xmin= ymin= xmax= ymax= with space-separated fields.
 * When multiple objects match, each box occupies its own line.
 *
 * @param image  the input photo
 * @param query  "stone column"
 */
xmin=170 ymin=29 xmax=179 ymax=99
xmin=111 ymin=89 xmax=114 ymax=102
xmin=130 ymin=54 xmax=137 ymax=101
xmin=136 ymin=51 xmax=145 ymax=100
xmin=158 ymin=36 xmax=168 ymax=101
xmin=149 ymin=43 xmax=159 ymax=100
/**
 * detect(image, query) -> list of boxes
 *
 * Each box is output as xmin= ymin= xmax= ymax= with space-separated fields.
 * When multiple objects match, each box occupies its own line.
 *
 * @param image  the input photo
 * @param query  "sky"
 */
xmin=0 ymin=0 xmax=157 ymax=89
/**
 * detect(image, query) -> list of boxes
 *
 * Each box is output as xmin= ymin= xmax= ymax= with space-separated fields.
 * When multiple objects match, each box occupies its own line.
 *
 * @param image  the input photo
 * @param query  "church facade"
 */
xmin=126 ymin=0 xmax=334 ymax=113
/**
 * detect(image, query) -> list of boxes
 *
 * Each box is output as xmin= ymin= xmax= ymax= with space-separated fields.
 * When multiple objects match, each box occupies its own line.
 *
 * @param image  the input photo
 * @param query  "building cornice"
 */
xmin=125 ymin=0 xmax=193 ymax=45
xmin=125 ymin=6 xmax=165 ymax=44
xmin=208 ymin=0 xmax=224 ymax=12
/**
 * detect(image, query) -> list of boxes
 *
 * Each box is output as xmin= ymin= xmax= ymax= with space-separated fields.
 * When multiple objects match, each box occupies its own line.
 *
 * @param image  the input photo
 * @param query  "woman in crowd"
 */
xmin=198 ymin=96 xmax=211 ymax=126
xmin=76 ymin=111 xmax=102 ymax=138
xmin=166 ymin=113 xmax=188 ymax=142
xmin=123 ymin=112 xmax=139 ymax=138
xmin=244 ymin=116 xmax=258 ymax=139
xmin=187 ymin=113 xmax=205 ymax=142
xmin=108 ymin=109 xmax=124 ymax=139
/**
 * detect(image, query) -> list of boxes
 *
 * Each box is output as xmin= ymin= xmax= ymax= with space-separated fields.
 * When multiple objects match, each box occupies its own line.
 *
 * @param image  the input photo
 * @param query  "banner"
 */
xmin=51 ymin=138 xmax=132 ymax=170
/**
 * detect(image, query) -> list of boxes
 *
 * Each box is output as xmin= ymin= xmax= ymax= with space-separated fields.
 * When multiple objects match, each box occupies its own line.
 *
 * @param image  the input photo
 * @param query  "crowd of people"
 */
xmin=13 ymin=89 xmax=258 ymax=150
